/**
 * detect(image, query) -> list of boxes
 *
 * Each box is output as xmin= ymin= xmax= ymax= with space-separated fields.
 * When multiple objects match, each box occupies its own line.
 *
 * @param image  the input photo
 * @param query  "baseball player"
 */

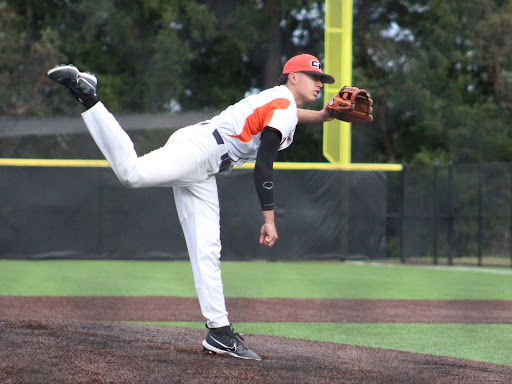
xmin=47 ymin=54 xmax=335 ymax=360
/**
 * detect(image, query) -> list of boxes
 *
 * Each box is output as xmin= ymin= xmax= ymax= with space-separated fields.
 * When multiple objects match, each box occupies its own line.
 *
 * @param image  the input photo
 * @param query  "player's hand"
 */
xmin=321 ymin=104 xmax=335 ymax=122
xmin=260 ymin=222 xmax=278 ymax=247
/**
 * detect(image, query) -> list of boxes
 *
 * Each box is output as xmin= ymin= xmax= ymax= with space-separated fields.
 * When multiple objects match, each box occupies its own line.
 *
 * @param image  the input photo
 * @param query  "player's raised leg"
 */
xmin=47 ymin=64 xmax=141 ymax=184
xmin=81 ymin=102 xmax=142 ymax=186
xmin=48 ymin=64 xmax=205 ymax=188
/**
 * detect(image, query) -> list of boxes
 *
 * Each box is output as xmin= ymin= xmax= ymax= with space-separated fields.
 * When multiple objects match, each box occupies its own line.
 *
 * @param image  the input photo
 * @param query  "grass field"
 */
xmin=1 ymin=260 xmax=512 ymax=366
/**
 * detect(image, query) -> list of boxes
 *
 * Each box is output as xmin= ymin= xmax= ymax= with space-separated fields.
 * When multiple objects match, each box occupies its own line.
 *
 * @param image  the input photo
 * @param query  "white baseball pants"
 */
xmin=82 ymin=102 xmax=230 ymax=328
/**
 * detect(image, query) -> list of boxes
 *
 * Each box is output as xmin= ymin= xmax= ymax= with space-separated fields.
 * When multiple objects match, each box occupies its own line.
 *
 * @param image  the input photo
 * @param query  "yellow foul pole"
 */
xmin=323 ymin=0 xmax=353 ymax=164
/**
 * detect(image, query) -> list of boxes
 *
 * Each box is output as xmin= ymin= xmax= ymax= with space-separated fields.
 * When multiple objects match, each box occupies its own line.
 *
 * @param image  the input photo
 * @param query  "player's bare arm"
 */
xmin=297 ymin=107 xmax=334 ymax=124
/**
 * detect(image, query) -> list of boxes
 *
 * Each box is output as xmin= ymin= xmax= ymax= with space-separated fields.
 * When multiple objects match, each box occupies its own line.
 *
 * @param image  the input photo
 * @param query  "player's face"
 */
xmin=293 ymin=72 xmax=324 ymax=106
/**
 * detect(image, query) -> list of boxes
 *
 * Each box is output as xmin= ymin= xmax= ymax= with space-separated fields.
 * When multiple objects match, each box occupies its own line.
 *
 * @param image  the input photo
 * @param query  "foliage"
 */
xmin=351 ymin=0 xmax=512 ymax=164
xmin=0 ymin=2 xmax=71 ymax=115
xmin=1 ymin=0 xmax=512 ymax=163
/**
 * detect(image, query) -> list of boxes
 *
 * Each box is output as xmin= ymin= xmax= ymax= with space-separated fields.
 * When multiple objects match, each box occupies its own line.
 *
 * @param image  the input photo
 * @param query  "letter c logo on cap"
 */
xmin=310 ymin=60 xmax=321 ymax=69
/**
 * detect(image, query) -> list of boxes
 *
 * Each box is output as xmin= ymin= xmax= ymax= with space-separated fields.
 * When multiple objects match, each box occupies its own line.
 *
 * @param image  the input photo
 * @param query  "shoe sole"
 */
xmin=202 ymin=339 xmax=261 ymax=360
xmin=47 ymin=65 xmax=97 ymax=86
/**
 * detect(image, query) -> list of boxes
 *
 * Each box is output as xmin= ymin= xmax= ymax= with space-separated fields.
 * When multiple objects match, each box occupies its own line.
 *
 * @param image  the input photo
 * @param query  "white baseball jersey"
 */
xmin=210 ymin=85 xmax=298 ymax=166
xmin=81 ymin=86 xmax=299 ymax=330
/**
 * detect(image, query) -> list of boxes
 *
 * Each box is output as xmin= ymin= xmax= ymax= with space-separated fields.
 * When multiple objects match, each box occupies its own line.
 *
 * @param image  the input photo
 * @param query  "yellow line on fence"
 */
xmin=238 ymin=162 xmax=402 ymax=171
xmin=0 ymin=158 xmax=111 ymax=167
xmin=0 ymin=158 xmax=403 ymax=171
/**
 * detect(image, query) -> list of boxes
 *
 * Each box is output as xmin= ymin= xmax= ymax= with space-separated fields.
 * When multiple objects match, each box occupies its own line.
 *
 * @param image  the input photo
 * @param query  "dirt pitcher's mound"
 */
xmin=2 ymin=297 xmax=512 ymax=323
xmin=1 ymin=319 xmax=512 ymax=384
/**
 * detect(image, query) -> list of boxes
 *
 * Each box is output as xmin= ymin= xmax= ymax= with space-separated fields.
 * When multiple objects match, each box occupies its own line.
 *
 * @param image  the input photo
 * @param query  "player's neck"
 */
xmin=284 ymin=84 xmax=305 ymax=107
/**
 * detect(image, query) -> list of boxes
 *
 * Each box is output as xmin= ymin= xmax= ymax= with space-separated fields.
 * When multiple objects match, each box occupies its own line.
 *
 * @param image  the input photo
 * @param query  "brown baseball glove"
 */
xmin=326 ymin=86 xmax=373 ymax=122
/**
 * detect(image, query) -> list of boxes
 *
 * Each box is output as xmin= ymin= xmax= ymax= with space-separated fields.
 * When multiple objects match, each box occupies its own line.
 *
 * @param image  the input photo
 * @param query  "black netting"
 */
xmin=3 ymin=163 xmax=509 ymax=265
xmin=0 ymin=167 xmax=389 ymax=261
xmin=401 ymin=163 xmax=512 ymax=266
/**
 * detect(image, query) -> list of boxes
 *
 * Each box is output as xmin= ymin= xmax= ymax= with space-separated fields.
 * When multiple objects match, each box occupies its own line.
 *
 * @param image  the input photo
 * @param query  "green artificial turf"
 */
xmin=0 ymin=260 xmax=195 ymax=296
xmin=2 ymin=259 xmax=511 ymax=366
xmin=145 ymin=321 xmax=512 ymax=367
xmin=1 ymin=260 xmax=511 ymax=300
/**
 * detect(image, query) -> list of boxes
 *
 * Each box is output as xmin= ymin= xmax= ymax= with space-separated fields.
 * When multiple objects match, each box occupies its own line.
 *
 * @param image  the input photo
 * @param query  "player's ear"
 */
xmin=288 ymin=72 xmax=298 ymax=85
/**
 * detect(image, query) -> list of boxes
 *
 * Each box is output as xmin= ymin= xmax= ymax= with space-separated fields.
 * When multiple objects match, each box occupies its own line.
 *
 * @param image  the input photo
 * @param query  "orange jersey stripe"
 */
xmin=229 ymin=98 xmax=291 ymax=143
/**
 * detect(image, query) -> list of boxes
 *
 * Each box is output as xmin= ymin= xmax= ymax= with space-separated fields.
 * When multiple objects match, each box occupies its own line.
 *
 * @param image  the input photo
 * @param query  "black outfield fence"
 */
xmin=0 ymin=165 xmax=387 ymax=261
xmin=0 ymin=162 xmax=510 ymax=266
xmin=395 ymin=163 xmax=512 ymax=267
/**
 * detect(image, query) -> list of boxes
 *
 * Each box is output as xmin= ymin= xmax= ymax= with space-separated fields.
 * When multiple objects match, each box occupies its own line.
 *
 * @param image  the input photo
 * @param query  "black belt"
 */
xmin=212 ymin=129 xmax=223 ymax=144
xmin=212 ymin=129 xmax=231 ymax=173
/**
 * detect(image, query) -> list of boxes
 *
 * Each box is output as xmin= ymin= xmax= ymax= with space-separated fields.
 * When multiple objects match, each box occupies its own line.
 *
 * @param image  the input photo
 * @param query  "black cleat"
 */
xmin=202 ymin=324 xmax=261 ymax=360
xmin=47 ymin=64 xmax=98 ymax=108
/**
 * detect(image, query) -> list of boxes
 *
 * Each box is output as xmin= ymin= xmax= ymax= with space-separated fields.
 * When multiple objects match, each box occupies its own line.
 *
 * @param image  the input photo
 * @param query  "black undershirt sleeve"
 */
xmin=254 ymin=127 xmax=281 ymax=211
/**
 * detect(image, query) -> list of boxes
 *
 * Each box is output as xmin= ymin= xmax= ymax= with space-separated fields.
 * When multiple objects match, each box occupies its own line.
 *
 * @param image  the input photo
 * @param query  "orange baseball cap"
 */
xmin=282 ymin=54 xmax=335 ymax=84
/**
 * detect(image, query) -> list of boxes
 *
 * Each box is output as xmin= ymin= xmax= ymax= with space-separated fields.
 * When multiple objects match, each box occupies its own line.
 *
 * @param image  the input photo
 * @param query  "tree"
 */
xmin=203 ymin=0 xmax=326 ymax=90
xmin=351 ymin=0 xmax=512 ymax=163
xmin=4 ymin=0 xmax=511 ymax=163
xmin=0 ymin=1 xmax=71 ymax=115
